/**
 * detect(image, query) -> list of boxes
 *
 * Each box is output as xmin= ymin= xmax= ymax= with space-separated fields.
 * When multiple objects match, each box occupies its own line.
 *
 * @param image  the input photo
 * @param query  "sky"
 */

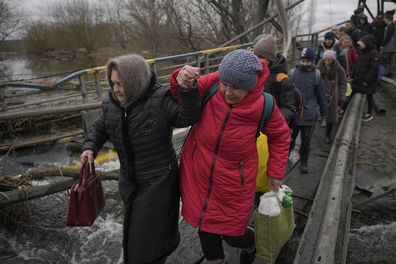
xmin=18 ymin=0 xmax=396 ymax=33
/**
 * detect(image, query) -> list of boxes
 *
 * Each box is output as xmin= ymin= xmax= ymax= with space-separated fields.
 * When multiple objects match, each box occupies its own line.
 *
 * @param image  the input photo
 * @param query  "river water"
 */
xmin=1 ymin=164 xmax=396 ymax=263
xmin=0 ymin=54 xmax=104 ymax=82
xmin=1 ymin=54 xmax=396 ymax=263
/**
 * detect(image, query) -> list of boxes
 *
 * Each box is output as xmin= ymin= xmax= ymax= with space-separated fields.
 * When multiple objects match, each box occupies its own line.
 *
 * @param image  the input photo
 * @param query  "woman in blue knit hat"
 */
xmin=169 ymin=49 xmax=290 ymax=264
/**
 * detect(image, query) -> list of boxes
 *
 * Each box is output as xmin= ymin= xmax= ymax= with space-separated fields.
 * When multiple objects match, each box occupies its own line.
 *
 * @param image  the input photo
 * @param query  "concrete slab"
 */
xmin=352 ymin=82 xmax=396 ymax=206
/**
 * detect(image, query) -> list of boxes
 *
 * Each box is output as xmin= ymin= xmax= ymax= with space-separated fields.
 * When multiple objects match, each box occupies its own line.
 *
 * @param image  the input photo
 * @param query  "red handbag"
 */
xmin=66 ymin=159 xmax=105 ymax=226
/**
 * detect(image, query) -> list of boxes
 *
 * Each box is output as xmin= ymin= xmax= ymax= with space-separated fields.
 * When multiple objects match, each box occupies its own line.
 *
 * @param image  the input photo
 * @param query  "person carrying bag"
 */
xmin=66 ymin=158 xmax=105 ymax=226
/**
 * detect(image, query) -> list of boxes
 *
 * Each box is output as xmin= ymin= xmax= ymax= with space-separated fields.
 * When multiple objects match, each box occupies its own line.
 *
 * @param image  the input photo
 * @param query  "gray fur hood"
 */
xmin=106 ymin=54 xmax=151 ymax=107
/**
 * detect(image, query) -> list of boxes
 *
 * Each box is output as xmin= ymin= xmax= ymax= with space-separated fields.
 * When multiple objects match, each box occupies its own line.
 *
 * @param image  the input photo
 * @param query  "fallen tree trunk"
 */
xmin=0 ymin=178 xmax=75 ymax=207
xmin=24 ymin=167 xmax=119 ymax=181
xmin=0 ymin=167 xmax=119 ymax=206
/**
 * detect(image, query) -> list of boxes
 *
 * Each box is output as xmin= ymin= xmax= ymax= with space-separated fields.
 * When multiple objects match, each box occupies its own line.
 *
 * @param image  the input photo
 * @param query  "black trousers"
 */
xmin=145 ymin=256 xmax=167 ymax=264
xmin=290 ymin=125 xmax=315 ymax=161
xmin=342 ymin=92 xmax=373 ymax=115
xmin=198 ymin=229 xmax=254 ymax=261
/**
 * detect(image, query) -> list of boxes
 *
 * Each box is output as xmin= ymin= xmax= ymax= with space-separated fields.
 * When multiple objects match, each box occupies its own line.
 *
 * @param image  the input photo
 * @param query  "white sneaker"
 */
xmin=363 ymin=113 xmax=373 ymax=122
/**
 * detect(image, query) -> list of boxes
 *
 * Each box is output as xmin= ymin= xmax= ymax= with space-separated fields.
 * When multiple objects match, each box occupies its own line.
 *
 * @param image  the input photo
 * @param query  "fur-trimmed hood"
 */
xmin=106 ymin=54 xmax=151 ymax=107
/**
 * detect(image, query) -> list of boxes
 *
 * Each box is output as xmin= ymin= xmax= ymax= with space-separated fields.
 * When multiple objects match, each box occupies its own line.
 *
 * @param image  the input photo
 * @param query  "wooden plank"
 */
xmin=0 ymin=130 xmax=84 ymax=152
xmin=0 ymin=102 xmax=101 ymax=121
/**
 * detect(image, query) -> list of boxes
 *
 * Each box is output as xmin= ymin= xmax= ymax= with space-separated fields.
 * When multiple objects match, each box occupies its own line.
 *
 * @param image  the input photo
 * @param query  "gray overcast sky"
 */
xmin=19 ymin=0 xmax=396 ymax=32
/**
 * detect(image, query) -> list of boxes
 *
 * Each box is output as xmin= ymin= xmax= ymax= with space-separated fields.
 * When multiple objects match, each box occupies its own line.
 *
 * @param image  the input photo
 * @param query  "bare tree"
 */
xmin=102 ymin=0 xmax=130 ymax=49
xmin=23 ymin=22 xmax=51 ymax=54
xmin=0 ymin=0 xmax=23 ymax=46
xmin=307 ymin=0 xmax=317 ymax=34
xmin=49 ymin=0 xmax=105 ymax=55
xmin=126 ymin=0 xmax=168 ymax=54
xmin=253 ymin=0 xmax=270 ymax=37
xmin=162 ymin=0 xmax=221 ymax=50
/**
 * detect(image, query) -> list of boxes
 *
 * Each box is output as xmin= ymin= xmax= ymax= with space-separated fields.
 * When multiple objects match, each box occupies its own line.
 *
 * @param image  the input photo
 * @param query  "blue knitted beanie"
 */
xmin=324 ymin=32 xmax=335 ymax=40
xmin=300 ymin=47 xmax=315 ymax=61
xmin=218 ymin=49 xmax=262 ymax=91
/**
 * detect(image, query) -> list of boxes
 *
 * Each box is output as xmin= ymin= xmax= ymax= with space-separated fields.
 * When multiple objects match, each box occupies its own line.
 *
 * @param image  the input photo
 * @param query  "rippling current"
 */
xmin=1 ymin=159 xmax=396 ymax=264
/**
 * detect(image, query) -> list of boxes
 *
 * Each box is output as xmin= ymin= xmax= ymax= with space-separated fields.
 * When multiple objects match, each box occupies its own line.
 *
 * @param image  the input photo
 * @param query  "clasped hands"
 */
xmin=176 ymin=65 xmax=200 ymax=88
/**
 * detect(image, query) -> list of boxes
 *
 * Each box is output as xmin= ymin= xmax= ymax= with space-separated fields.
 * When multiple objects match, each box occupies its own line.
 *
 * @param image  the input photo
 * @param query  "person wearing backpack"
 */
xmin=317 ymin=50 xmax=347 ymax=144
xmin=253 ymin=35 xmax=296 ymax=126
xmin=169 ymin=49 xmax=290 ymax=264
xmin=289 ymin=47 xmax=328 ymax=174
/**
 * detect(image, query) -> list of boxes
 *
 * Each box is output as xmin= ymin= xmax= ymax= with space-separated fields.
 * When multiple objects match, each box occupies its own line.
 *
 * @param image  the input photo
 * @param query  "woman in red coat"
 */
xmin=170 ymin=49 xmax=290 ymax=264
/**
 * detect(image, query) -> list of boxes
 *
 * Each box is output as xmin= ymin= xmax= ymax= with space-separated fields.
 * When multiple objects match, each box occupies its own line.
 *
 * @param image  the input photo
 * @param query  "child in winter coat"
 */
xmin=253 ymin=35 xmax=296 ymax=125
xmin=289 ymin=47 xmax=328 ymax=173
xmin=318 ymin=50 xmax=347 ymax=144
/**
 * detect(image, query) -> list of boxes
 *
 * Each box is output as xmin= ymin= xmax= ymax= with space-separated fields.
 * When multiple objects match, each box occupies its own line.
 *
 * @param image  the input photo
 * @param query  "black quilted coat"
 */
xmin=82 ymin=74 xmax=201 ymax=263
xmin=352 ymin=34 xmax=379 ymax=95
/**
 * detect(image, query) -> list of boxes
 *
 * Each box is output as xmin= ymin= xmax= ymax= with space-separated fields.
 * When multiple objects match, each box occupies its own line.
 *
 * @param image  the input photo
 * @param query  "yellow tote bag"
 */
xmin=256 ymin=133 xmax=270 ymax=193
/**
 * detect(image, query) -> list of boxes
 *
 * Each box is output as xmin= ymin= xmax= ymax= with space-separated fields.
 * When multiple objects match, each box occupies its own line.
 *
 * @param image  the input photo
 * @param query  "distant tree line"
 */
xmin=1 ymin=0 xmax=304 ymax=57
xmin=0 ymin=0 xmax=23 ymax=47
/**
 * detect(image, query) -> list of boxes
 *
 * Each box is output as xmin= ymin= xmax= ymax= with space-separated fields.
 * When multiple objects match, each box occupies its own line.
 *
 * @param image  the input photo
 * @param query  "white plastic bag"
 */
xmin=258 ymin=186 xmax=291 ymax=216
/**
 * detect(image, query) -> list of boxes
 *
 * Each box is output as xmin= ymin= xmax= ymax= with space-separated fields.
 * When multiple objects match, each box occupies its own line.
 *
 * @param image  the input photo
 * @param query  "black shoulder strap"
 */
xmin=203 ymin=80 xmax=220 ymax=105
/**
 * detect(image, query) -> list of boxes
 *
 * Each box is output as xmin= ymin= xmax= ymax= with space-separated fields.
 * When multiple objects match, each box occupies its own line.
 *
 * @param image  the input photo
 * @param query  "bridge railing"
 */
xmin=0 ymin=19 xmax=351 ymax=114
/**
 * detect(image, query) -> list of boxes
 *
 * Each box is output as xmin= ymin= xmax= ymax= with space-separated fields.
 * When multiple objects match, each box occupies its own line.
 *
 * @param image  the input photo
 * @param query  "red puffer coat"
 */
xmin=170 ymin=61 xmax=290 ymax=236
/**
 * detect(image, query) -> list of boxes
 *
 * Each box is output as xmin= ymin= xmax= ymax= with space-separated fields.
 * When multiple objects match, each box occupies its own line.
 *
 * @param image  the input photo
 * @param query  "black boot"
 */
xmin=300 ymin=159 xmax=308 ymax=174
xmin=240 ymin=249 xmax=256 ymax=264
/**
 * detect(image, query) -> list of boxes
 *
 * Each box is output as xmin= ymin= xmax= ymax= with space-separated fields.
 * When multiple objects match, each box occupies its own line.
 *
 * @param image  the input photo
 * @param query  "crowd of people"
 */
xmin=78 ymin=7 xmax=396 ymax=264
xmin=315 ymin=9 xmax=396 ymax=123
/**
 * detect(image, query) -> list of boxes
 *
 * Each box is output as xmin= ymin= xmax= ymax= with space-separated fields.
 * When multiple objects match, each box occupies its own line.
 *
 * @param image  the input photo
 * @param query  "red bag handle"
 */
xmin=79 ymin=158 xmax=96 ymax=187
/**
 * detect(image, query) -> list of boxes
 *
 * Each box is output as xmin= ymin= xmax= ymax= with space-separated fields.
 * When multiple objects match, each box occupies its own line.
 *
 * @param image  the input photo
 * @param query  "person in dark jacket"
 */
xmin=344 ymin=20 xmax=354 ymax=38
xmin=352 ymin=34 xmax=380 ymax=121
xmin=289 ymin=47 xmax=328 ymax=173
xmin=316 ymin=32 xmax=342 ymax=65
xmin=351 ymin=13 xmax=375 ymax=47
xmin=253 ymin=35 xmax=296 ymax=125
xmin=317 ymin=50 xmax=346 ymax=144
xmin=372 ymin=14 xmax=386 ymax=49
xmin=382 ymin=10 xmax=396 ymax=77
xmin=80 ymin=54 xmax=201 ymax=264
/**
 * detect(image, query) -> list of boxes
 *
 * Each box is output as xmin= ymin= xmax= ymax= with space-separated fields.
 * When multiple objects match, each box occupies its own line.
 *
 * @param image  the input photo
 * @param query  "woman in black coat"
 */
xmin=81 ymin=54 xmax=201 ymax=264
xmin=352 ymin=34 xmax=379 ymax=121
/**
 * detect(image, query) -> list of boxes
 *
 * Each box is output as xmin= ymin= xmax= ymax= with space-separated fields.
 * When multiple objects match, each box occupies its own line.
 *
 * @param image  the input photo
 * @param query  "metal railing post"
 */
xmin=205 ymin=54 xmax=210 ymax=74
xmin=93 ymin=73 xmax=102 ymax=100
xmin=196 ymin=55 xmax=202 ymax=75
xmin=292 ymin=36 xmax=296 ymax=62
xmin=0 ymin=87 xmax=6 ymax=112
xmin=78 ymin=75 xmax=87 ymax=103
xmin=152 ymin=63 xmax=158 ymax=76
